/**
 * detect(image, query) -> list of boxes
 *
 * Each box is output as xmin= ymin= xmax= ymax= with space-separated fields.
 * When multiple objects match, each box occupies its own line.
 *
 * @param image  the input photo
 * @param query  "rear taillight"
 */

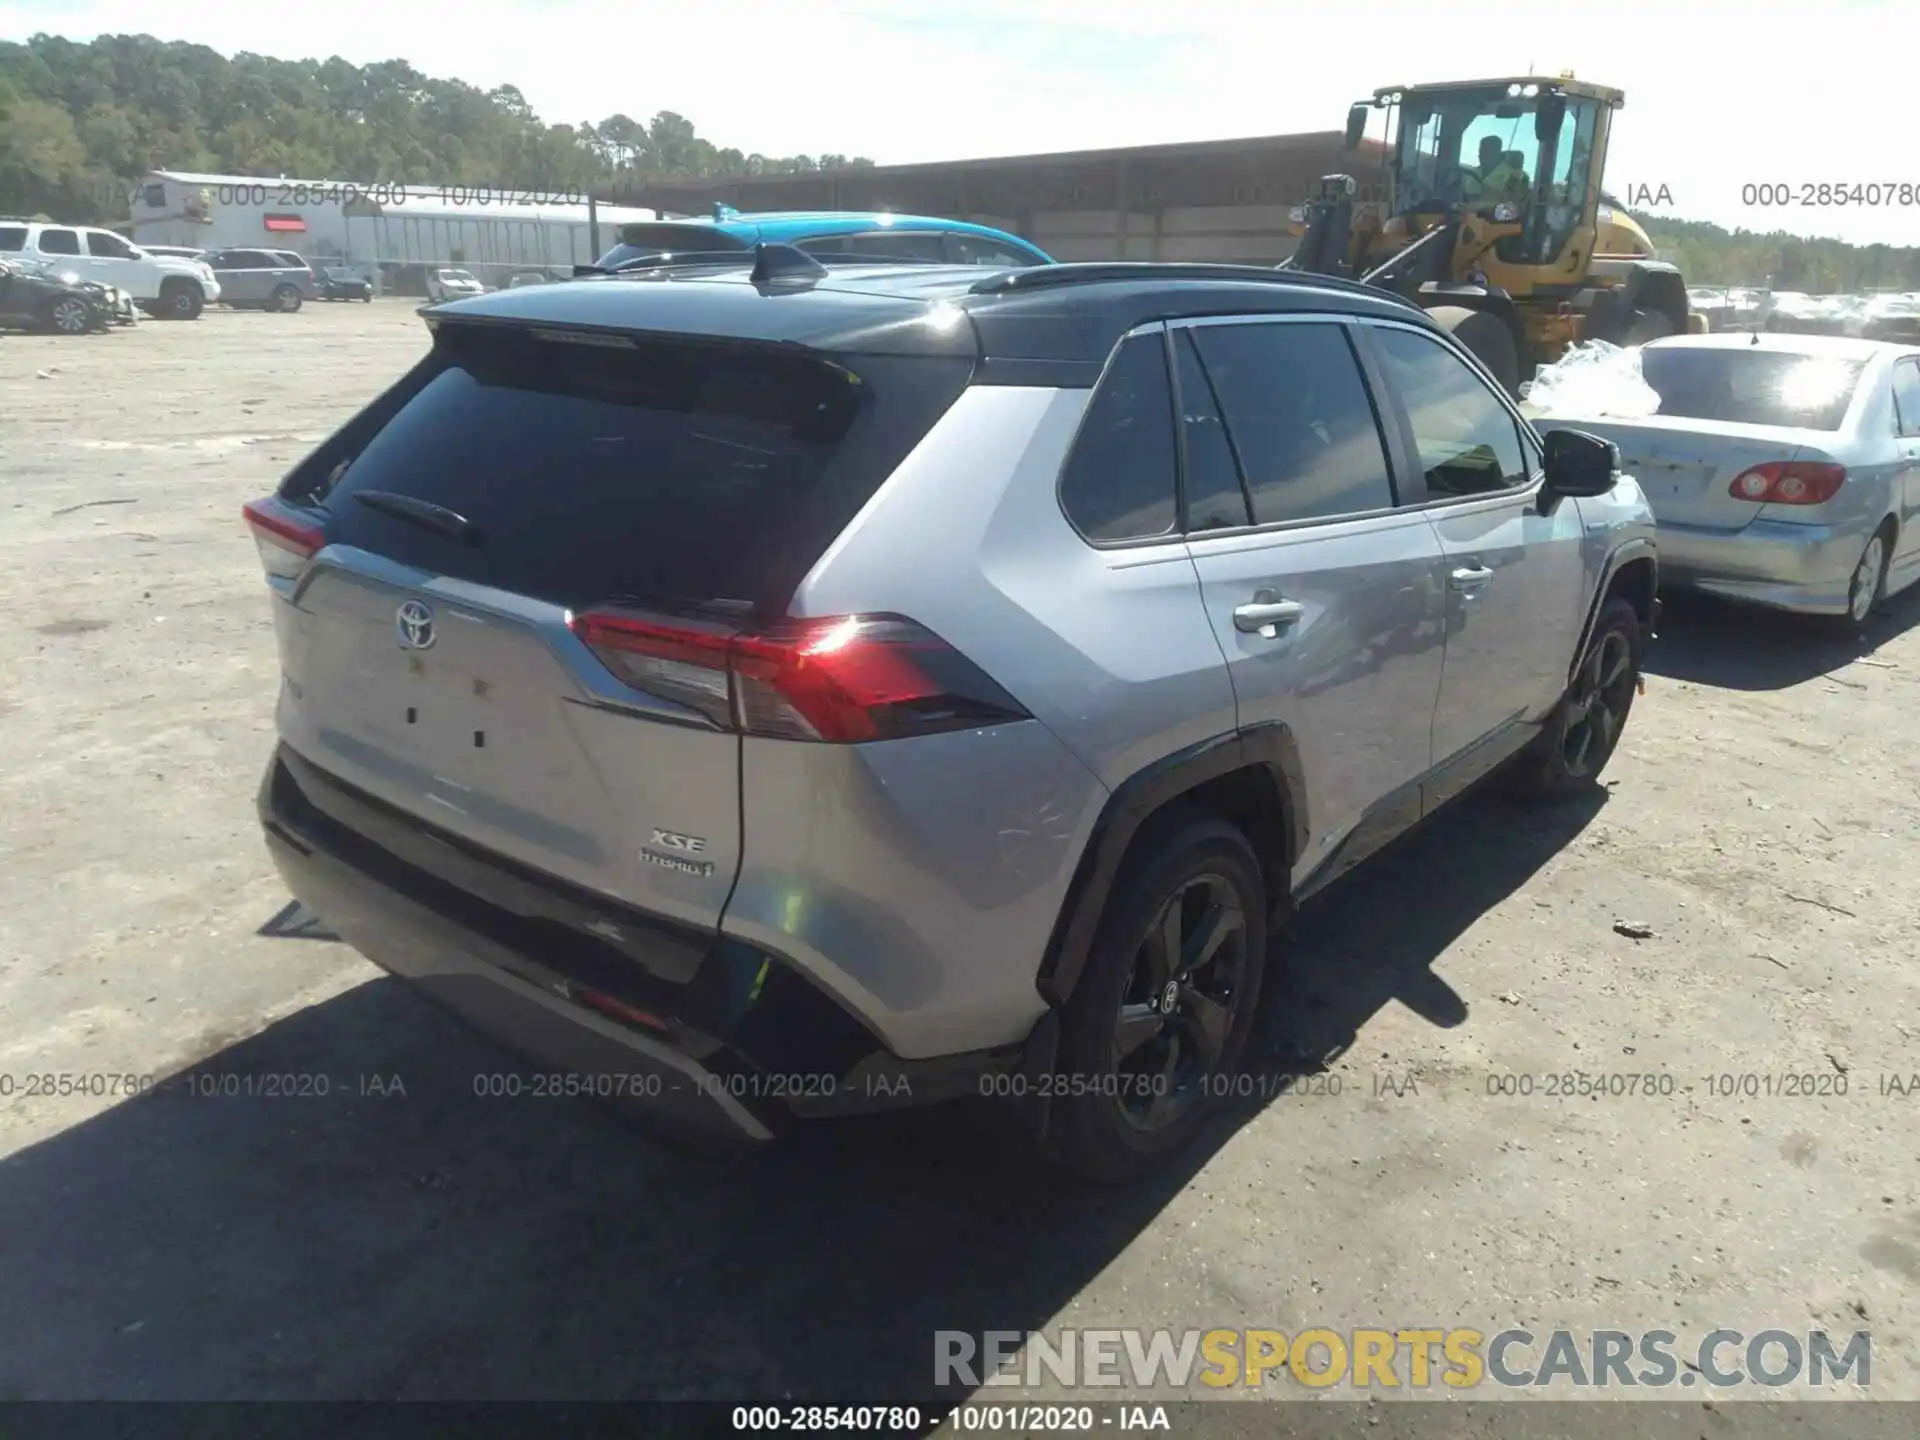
xmin=568 ymin=610 xmax=1029 ymax=743
xmin=243 ymin=497 xmax=325 ymax=581
xmin=1727 ymin=461 xmax=1846 ymax=505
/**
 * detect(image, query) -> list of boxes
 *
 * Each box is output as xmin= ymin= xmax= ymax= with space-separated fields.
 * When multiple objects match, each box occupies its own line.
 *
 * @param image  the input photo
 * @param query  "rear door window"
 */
xmin=37 ymin=229 xmax=81 ymax=255
xmin=0 ymin=227 xmax=25 ymax=252
xmin=945 ymin=232 xmax=1046 ymax=267
xmin=1188 ymin=321 xmax=1398 ymax=523
xmin=1058 ymin=331 xmax=1179 ymax=542
xmin=801 ymin=231 xmax=950 ymax=262
xmin=86 ymin=231 xmax=139 ymax=259
xmin=1171 ymin=330 xmax=1252 ymax=532
xmin=1893 ymin=358 xmax=1920 ymax=438
xmin=1369 ymin=325 xmax=1530 ymax=497
xmin=285 ymin=328 xmax=974 ymax=617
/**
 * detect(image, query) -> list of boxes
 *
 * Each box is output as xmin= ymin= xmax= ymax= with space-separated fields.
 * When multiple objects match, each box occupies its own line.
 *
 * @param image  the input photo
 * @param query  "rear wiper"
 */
xmin=352 ymin=490 xmax=479 ymax=544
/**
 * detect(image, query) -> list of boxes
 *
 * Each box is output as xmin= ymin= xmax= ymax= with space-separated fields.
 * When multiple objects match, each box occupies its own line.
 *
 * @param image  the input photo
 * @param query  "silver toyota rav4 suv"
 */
xmin=249 ymin=254 xmax=1658 ymax=1182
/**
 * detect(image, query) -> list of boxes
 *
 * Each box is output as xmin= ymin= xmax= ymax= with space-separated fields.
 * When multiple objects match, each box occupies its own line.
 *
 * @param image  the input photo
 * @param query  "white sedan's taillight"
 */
xmin=1727 ymin=462 xmax=1846 ymax=506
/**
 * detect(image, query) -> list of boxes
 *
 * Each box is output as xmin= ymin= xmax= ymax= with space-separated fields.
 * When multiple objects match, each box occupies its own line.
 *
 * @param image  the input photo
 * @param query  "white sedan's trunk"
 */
xmin=1535 ymin=415 xmax=1841 ymax=530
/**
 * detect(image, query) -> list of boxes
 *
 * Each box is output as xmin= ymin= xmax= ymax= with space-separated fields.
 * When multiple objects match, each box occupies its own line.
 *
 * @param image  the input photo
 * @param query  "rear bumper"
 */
xmin=1653 ymin=517 xmax=1865 ymax=616
xmin=257 ymin=745 xmax=1024 ymax=1144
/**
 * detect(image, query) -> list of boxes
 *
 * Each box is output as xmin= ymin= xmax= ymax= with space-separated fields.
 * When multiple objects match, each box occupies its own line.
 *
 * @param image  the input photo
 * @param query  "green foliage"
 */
xmin=1633 ymin=210 xmax=1920 ymax=293
xmin=0 ymin=34 xmax=876 ymax=222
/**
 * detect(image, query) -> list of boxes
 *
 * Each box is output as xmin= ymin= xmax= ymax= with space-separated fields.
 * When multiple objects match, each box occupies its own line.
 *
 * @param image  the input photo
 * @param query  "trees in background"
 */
xmin=0 ymin=34 xmax=874 ymax=222
xmin=1633 ymin=211 xmax=1920 ymax=293
xmin=5 ymin=34 xmax=1918 ymax=288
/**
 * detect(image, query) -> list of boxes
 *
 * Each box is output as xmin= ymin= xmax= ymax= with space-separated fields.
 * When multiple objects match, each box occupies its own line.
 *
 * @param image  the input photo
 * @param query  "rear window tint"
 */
xmin=0 ymin=226 xmax=25 ymax=252
xmin=289 ymin=328 xmax=971 ymax=616
xmin=598 ymin=225 xmax=751 ymax=267
xmin=1639 ymin=348 xmax=1868 ymax=431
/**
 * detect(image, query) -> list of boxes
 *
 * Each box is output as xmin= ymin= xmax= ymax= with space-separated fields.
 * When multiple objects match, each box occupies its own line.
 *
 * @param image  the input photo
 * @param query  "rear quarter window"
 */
xmin=1058 ymin=331 xmax=1179 ymax=542
xmin=284 ymin=328 xmax=974 ymax=617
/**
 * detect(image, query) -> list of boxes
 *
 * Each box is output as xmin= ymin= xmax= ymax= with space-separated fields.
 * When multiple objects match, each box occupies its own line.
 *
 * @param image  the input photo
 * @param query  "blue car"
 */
xmin=594 ymin=205 xmax=1053 ymax=270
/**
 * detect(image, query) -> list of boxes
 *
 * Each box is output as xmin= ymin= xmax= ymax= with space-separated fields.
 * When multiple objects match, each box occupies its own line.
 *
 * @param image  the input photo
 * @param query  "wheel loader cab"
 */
xmin=1382 ymin=79 xmax=1613 ymax=279
xmin=1288 ymin=75 xmax=1675 ymax=390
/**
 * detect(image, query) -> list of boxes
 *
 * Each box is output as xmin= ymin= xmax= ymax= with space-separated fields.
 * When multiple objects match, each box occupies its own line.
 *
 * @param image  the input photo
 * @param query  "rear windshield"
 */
xmin=1639 ymin=348 xmax=1868 ymax=431
xmin=287 ymin=325 xmax=972 ymax=616
xmin=598 ymin=224 xmax=751 ymax=268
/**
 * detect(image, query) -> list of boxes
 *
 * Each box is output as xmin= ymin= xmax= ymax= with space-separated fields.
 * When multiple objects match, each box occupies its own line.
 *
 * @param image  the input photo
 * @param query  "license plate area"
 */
xmin=1631 ymin=458 xmax=1714 ymax=502
xmin=388 ymin=652 xmax=503 ymax=774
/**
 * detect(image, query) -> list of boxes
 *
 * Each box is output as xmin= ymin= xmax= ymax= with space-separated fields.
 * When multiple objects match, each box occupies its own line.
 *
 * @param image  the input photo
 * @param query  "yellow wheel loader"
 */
xmin=1282 ymin=74 xmax=1703 ymax=394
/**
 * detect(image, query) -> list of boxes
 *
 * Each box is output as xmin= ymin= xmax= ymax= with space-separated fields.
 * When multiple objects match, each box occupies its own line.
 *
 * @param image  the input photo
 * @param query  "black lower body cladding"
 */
xmin=257 ymin=746 xmax=1019 ymax=1141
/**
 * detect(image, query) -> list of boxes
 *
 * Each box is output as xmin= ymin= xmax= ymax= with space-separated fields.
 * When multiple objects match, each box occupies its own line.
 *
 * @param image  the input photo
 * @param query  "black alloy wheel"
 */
xmin=1111 ymin=873 xmax=1250 ymax=1133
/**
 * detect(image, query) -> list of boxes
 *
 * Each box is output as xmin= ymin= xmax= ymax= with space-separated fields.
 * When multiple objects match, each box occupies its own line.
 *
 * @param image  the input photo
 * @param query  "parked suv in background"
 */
xmin=205 ymin=248 xmax=318 ymax=312
xmin=0 ymin=221 xmax=219 ymax=318
xmin=247 ymin=255 xmax=1657 ymax=1182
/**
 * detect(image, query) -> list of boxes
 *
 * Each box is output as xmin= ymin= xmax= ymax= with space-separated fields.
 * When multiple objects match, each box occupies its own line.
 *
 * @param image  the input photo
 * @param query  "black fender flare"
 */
xmin=1569 ymin=537 xmax=1659 ymax=684
xmin=1035 ymin=722 xmax=1308 ymax=1011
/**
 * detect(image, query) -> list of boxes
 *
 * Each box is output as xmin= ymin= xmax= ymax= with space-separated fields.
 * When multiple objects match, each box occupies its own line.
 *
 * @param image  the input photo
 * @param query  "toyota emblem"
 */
xmin=395 ymin=599 xmax=436 ymax=650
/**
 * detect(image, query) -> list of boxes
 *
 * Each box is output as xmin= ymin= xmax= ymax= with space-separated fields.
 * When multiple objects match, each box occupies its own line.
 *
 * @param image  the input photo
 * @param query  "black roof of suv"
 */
xmin=427 ymin=259 xmax=1436 ymax=385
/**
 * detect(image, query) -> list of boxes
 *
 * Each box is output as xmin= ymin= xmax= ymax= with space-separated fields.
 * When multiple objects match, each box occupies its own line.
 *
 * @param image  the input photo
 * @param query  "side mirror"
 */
xmin=1541 ymin=428 xmax=1620 ymax=497
xmin=1536 ymin=94 xmax=1567 ymax=143
xmin=1345 ymin=104 xmax=1369 ymax=151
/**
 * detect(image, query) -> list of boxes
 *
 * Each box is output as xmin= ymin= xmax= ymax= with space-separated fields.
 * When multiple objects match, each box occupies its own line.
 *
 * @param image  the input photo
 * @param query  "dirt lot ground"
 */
xmin=1 ymin=301 xmax=1917 ymax=1428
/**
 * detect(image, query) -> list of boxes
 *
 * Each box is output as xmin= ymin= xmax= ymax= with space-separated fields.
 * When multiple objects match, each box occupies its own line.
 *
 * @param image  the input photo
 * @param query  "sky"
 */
xmin=5 ymin=0 xmax=1917 ymax=248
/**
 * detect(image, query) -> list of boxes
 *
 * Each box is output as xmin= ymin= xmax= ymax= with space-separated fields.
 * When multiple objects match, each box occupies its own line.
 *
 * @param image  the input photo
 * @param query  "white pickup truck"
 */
xmin=0 ymin=220 xmax=221 ymax=319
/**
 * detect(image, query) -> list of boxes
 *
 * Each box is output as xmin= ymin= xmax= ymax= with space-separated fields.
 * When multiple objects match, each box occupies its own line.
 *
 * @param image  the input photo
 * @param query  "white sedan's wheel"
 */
xmin=1845 ymin=531 xmax=1888 ymax=626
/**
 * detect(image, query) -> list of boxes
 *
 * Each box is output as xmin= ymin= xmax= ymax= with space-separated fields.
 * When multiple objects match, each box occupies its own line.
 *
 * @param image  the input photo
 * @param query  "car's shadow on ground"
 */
xmin=1641 ymin=583 xmax=1920 ymax=691
xmin=0 ymin=790 xmax=1603 ymax=1407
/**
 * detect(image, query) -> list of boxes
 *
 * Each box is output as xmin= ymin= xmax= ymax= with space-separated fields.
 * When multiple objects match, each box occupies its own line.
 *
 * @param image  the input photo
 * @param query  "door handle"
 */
xmin=1450 ymin=565 xmax=1494 ymax=590
xmin=1232 ymin=593 xmax=1305 ymax=635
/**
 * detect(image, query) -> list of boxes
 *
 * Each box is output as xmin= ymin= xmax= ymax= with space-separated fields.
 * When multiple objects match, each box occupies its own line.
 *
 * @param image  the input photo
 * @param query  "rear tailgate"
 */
xmin=260 ymin=314 xmax=974 ymax=935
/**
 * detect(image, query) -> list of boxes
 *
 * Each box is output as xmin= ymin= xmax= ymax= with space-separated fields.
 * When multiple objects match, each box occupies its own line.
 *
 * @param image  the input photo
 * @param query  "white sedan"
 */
xmin=1545 ymin=333 xmax=1920 ymax=632
xmin=424 ymin=267 xmax=486 ymax=302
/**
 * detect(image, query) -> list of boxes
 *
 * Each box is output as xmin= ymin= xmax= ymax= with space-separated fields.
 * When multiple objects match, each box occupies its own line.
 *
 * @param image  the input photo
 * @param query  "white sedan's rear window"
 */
xmin=1639 ymin=349 xmax=1868 ymax=431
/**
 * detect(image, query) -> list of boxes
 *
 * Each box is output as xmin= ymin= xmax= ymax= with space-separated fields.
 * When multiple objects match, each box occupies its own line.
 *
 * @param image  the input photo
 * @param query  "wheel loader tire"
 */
xmin=1625 ymin=308 xmax=1677 ymax=345
xmin=1429 ymin=305 xmax=1521 ymax=396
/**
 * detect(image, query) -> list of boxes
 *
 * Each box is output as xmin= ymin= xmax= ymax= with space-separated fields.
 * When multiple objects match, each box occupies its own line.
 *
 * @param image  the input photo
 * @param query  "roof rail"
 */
xmin=585 ymin=247 xmax=950 ymax=277
xmin=968 ymin=261 xmax=1424 ymax=310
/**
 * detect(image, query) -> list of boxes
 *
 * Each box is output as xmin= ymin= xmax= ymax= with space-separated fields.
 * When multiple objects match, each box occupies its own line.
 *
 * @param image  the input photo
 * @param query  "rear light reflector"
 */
xmin=1727 ymin=462 xmax=1846 ymax=505
xmin=243 ymin=497 xmax=325 ymax=580
xmin=572 ymin=984 xmax=671 ymax=1033
xmin=567 ymin=609 xmax=1029 ymax=744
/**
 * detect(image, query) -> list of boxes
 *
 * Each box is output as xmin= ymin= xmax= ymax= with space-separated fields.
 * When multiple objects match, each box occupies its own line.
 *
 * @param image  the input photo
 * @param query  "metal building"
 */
xmin=629 ymin=131 xmax=1393 ymax=266
xmin=128 ymin=171 xmax=663 ymax=289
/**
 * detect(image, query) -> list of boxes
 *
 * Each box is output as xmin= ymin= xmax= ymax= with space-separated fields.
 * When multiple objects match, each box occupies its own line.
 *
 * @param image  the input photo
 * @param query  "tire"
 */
xmin=270 ymin=284 xmax=302 ymax=313
xmin=48 ymin=297 xmax=93 ymax=336
xmin=1042 ymin=813 xmax=1269 ymax=1184
xmin=1625 ymin=308 xmax=1676 ymax=345
xmin=1510 ymin=598 xmax=1643 ymax=799
xmin=158 ymin=279 xmax=203 ymax=320
xmin=1429 ymin=304 xmax=1521 ymax=396
xmin=1832 ymin=524 xmax=1892 ymax=636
